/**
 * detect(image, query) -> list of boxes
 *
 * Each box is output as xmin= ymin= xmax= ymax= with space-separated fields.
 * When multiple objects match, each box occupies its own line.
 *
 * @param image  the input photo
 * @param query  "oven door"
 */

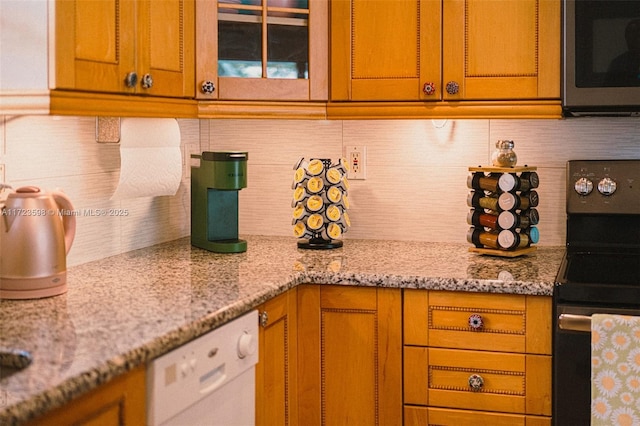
xmin=553 ymin=303 xmax=640 ymax=426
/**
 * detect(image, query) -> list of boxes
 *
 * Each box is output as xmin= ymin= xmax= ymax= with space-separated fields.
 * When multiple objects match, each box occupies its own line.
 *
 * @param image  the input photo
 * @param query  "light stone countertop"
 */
xmin=0 ymin=235 xmax=564 ymax=425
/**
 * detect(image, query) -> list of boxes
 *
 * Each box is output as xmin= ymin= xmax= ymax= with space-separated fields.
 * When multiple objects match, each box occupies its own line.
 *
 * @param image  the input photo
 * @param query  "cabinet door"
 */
xmin=256 ymin=288 xmax=298 ymax=426
xmin=331 ymin=0 xmax=441 ymax=101
xmin=137 ymin=0 xmax=195 ymax=98
xmin=55 ymin=0 xmax=137 ymax=94
xmin=27 ymin=366 xmax=146 ymax=425
xmin=443 ymin=0 xmax=560 ymax=100
xmin=195 ymin=0 xmax=328 ymax=101
xmin=297 ymin=285 xmax=402 ymax=426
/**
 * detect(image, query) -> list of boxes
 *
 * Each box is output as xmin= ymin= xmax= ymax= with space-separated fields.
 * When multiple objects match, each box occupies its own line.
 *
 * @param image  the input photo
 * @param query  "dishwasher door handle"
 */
xmin=558 ymin=314 xmax=592 ymax=332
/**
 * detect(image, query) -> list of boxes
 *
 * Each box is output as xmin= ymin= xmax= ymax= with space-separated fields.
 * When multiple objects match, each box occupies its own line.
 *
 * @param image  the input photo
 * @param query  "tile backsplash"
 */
xmin=1 ymin=115 xmax=639 ymax=267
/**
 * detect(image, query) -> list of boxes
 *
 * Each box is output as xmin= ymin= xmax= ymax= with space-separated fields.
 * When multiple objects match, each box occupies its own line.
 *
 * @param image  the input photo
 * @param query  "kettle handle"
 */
xmin=52 ymin=191 xmax=76 ymax=255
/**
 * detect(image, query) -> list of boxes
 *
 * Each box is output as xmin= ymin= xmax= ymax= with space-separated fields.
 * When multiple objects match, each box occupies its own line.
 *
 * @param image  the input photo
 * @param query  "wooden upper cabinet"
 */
xmin=331 ymin=0 xmax=441 ymax=101
xmin=443 ymin=0 xmax=560 ymax=101
xmin=55 ymin=0 xmax=194 ymax=98
xmin=331 ymin=0 xmax=560 ymax=102
xmin=195 ymin=0 xmax=328 ymax=101
xmin=138 ymin=0 xmax=195 ymax=98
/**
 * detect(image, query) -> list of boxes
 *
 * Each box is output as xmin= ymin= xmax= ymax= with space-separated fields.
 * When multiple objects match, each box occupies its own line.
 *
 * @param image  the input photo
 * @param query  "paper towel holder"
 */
xmin=95 ymin=117 xmax=121 ymax=143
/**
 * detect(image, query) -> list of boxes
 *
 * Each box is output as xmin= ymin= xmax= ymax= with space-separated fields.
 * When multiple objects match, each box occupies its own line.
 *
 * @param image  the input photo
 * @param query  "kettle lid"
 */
xmin=15 ymin=186 xmax=41 ymax=194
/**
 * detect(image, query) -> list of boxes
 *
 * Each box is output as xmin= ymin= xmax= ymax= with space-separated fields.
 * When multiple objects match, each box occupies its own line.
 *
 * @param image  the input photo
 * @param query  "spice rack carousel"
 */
xmin=466 ymin=166 xmax=540 ymax=257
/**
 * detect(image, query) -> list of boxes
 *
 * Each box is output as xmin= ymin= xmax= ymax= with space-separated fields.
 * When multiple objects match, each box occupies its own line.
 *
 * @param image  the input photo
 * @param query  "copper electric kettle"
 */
xmin=0 ymin=186 xmax=76 ymax=299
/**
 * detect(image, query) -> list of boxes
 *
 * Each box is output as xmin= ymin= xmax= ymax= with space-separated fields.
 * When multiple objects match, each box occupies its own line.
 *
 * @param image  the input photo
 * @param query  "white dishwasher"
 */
xmin=147 ymin=310 xmax=258 ymax=426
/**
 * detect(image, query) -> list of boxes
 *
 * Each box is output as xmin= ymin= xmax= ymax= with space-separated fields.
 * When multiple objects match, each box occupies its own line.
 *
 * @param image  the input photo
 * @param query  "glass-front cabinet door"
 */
xmin=196 ymin=0 xmax=328 ymax=101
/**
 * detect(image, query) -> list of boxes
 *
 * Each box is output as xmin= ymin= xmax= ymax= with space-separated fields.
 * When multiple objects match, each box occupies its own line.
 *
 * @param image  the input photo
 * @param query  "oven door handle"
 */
xmin=558 ymin=314 xmax=592 ymax=332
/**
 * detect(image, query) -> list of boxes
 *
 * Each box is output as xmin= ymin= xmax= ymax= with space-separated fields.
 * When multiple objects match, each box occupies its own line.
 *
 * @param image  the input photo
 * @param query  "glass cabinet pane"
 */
xmin=218 ymin=0 xmax=309 ymax=79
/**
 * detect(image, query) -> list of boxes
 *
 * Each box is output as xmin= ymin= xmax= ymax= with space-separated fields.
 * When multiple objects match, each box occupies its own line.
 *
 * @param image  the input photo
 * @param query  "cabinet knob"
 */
xmin=468 ymin=373 xmax=484 ymax=391
xmin=141 ymin=73 xmax=154 ymax=89
xmin=445 ymin=81 xmax=459 ymax=95
xmin=201 ymin=80 xmax=216 ymax=95
xmin=423 ymin=82 xmax=436 ymax=95
xmin=259 ymin=311 xmax=269 ymax=328
xmin=468 ymin=314 xmax=484 ymax=330
xmin=124 ymin=72 xmax=138 ymax=88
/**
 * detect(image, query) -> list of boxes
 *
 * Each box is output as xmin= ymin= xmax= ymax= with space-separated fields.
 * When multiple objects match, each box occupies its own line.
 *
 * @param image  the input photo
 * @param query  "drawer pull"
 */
xmin=468 ymin=314 xmax=484 ymax=330
xmin=468 ymin=373 xmax=484 ymax=391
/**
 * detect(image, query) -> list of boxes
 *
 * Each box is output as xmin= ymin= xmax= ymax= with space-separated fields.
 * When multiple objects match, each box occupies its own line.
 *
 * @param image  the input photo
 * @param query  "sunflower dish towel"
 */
xmin=591 ymin=314 xmax=640 ymax=426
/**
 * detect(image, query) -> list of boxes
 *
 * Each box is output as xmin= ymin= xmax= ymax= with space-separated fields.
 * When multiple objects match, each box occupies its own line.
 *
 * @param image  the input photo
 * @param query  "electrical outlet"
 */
xmin=346 ymin=145 xmax=367 ymax=180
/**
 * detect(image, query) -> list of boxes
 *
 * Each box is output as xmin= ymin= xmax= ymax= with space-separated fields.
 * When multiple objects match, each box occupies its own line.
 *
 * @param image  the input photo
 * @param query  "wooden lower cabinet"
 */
xmin=403 ymin=289 xmax=552 ymax=424
xmin=27 ymin=366 xmax=146 ymax=426
xmin=404 ymin=406 xmax=551 ymax=426
xmin=297 ymin=284 xmax=403 ymax=426
xmin=404 ymin=347 xmax=551 ymax=415
xmin=256 ymin=287 xmax=298 ymax=426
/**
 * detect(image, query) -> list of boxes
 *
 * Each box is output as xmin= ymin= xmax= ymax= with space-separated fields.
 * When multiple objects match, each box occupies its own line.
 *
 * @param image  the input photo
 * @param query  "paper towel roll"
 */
xmin=111 ymin=118 xmax=182 ymax=200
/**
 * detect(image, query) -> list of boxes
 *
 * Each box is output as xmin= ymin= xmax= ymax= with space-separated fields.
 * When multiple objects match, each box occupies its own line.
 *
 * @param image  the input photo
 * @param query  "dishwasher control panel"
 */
xmin=147 ymin=310 xmax=258 ymax=426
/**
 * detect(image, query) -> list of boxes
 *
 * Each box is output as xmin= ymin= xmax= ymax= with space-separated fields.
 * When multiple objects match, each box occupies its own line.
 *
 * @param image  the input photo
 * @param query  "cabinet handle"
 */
xmin=423 ymin=82 xmax=436 ymax=95
xmin=124 ymin=72 xmax=138 ymax=88
xmin=201 ymin=80 xmax=216 ymax=95
xmin=445 ymin=81 xmax=459 ymax=95
xmin=141 ymin=73 xmax=154 ymax=89
xmin=468 ymin=313 xmax=484 ymax=331
xmin=468 ymin=373 xmax=484 ymax=391
xmin=259 ymin=311 xmax=269 ymax=328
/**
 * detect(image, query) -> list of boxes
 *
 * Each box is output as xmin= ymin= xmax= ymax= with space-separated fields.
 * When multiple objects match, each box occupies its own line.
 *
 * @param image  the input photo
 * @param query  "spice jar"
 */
xmin=498 ymin=171 xmax=539 ymax=192
xmin=497 ymin=190 xmax=539 ymax=211
xmin=467 ymin=209 xmax=499 ymax=230
xmin=467 ymin=172 xmax=502 ymax=192
xmin=491 ymin=140 xmax=517 ymax=167
xmin=467 ymin=227 xmax=501 ymax=249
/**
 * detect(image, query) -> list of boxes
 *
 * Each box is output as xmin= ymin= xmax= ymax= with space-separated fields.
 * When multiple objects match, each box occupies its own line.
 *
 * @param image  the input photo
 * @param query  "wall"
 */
xmin=0 ymin=115 xmax=199 ymax=266
xmin=1 ymin=115 xmax=639 ymax=267
xmin=204 ymin=118 xmax=640 ymax=248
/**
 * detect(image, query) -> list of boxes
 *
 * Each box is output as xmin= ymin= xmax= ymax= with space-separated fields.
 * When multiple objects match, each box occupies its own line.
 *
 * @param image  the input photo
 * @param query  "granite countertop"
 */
xmin=0 ymin=235 xmax=565 ymax=425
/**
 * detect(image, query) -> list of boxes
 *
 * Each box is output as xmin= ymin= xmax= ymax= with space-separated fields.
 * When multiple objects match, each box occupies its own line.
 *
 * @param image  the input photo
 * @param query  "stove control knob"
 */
xmin=574 ymin=177 xmax=594 ymax=196
xmin=597 ymin=177 xmax=617 ymax=196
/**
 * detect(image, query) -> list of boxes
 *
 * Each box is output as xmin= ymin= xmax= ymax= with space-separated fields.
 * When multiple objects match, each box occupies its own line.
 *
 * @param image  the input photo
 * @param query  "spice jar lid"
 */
xmin=496 ymin=140 xmax=515 ymax=149
xmin=498 ymin=230 xmax=518 ymax=249
xmin=498 ymin=211 xmax=517 ymax=230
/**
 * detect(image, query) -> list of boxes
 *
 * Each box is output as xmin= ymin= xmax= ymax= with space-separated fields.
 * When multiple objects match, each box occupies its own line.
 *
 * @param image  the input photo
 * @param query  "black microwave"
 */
xmin=563 ymin=0 xmax=640 ymax=116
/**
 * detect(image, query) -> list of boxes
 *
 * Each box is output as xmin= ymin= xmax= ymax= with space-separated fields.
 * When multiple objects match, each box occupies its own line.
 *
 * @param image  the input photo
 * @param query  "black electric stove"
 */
xmin=553 ymin=159 xmax=640 ymax=425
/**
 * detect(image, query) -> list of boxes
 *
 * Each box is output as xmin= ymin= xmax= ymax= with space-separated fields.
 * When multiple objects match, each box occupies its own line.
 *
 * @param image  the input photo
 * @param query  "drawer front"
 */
xmin=404 ymin=290 xmax=551 ymax=354
xmin=404 ymin=347 xmax=551 ymax=415
xmin=404 ymin=406 xmax=551 ymax=426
